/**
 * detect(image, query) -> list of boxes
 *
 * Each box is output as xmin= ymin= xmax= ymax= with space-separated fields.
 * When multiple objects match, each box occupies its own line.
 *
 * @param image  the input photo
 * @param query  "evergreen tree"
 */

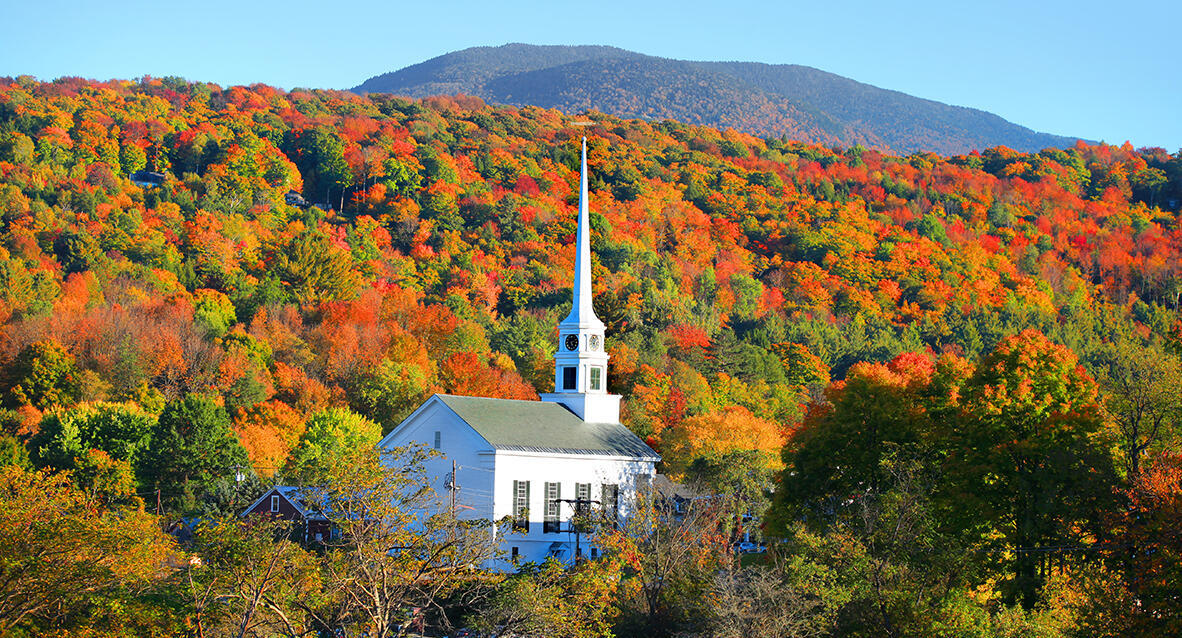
xmin=141 ymin=396 xmax=248 ymax=505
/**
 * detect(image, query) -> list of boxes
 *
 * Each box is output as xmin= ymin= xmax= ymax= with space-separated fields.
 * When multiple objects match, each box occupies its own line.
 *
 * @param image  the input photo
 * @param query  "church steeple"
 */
xmin=540 ymin=137 xmax=620 ymax=423
xmin=564 ymin=137 xmax=605 ymax=332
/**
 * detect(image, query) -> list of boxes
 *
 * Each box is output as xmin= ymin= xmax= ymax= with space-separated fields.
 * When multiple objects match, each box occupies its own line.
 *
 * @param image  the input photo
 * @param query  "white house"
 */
xmin=377 ymin=138 xmax=660 ymax=567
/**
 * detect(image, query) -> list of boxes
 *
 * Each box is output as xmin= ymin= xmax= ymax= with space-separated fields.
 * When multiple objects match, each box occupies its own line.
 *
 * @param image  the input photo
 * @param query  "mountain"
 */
xmin=352 ymin=44 xmax=1081 ymax=155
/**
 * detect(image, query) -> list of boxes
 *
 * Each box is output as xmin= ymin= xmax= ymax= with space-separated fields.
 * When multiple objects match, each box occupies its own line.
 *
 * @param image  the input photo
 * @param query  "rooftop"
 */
xmin=435 ymin=394 xmax=659 ymax=461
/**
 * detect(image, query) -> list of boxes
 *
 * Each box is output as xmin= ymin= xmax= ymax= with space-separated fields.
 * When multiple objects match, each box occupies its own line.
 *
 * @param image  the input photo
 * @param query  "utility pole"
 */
xmin=556 ymin=497 xmax=600 ymax=563
xmin=232 ymin=464 xmax=245 ymax=510
xmin=446 ymin=460 xmax=458 ymax=543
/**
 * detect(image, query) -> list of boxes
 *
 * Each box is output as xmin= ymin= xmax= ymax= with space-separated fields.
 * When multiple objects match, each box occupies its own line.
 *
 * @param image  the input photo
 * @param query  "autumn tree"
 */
xmin=53 ymin=229 xmax=104 ymax=275
xmin=71 ymin=448 xmax=140 ymax=507
xmin=593 ymin=479 xmax=731 ymax=637
xmin=347 ymin=356 xmax=432 ymax=431
xmin=283 ymin=407 xmax=381 ymax=482
xmin=1102 ymin=453 xmax=1182 ymax=634
xmin=2 ymin=340 xmax=82 ymax=411
xmin=771 ymin=337 xmax=1118 ymax=612
xmin=770 ymin=352 xmax=966 ymax=529
xmin=297 ymin=445 xmax=499 ymax=637
xmin=774 ymin=342 xmax=831 ymax=392
xmin=438 ymin=351 xmax=539 ymax=401
xmin=233 ymin=400 xmax=305 ymax=477
xmin=1093 ymin=341 xmax=1182 ymax=476
xmin=185 ymin=517 xmax=321 ymax=638
xmin=32 ymin=401 xmax=156 ymax=482
xmin=0 ymin=465 xmax=175 ymax=633
xmin=470 ymin=558 xmax=620 ymax=638
xmin=947 ymin=330 xmax=1117 ymax=607
xmin=659 ymin=405 xmax=784 ymax=478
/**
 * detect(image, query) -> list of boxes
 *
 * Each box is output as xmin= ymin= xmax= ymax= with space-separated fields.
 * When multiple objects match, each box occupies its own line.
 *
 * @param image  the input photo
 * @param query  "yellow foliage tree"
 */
xmin=0 ymin=466 xmax=176 ymax=632
xmin=659 ymin=405 xmax=785 ymax=477
xmin=233 ymin=401 xmax=306 ymax=476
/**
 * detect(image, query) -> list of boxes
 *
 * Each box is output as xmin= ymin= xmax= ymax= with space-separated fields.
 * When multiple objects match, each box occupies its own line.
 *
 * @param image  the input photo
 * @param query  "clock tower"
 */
xmin=540 ymin=137 xmax=621 ymax=423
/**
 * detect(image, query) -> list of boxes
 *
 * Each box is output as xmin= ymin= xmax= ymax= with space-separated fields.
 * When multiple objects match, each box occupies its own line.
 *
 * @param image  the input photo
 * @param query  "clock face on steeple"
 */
xmin=588 ymin=335 xmax=600 ymax=351
xmin=565 ymin=334 xmax=580 ymax=351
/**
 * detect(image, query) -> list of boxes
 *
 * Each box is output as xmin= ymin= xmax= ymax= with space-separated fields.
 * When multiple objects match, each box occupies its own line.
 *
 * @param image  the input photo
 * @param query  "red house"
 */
xmin=241 ymin=486 xmax=333 ymax=544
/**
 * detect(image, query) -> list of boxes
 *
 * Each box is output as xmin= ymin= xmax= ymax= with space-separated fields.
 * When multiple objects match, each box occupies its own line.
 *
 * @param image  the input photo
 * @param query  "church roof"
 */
xmin=435 ymin=394 xmax=659 ymax=461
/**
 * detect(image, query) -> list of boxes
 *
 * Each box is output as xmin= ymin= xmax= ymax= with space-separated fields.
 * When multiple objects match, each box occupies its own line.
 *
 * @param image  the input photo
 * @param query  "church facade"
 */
xmin=377 ymin=138 xmax=659 ymax=567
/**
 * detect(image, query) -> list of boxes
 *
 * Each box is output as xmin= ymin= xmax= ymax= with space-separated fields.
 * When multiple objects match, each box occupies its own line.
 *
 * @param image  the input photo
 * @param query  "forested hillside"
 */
xmin=1 ymin=75 xmax=1182 ymax=635
xmin=2 ymin=73 xmax=1181 ymax=477
xmin=353 ymin=43 xmax=1084 ymax=154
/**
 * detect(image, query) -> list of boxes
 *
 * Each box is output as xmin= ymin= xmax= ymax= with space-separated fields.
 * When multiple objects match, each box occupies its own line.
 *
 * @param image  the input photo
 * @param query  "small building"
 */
xmin=652 ymin=474 xmax=714 ymax=520
xmin=129 ymin=170 xmax=166 ymax=188
xmin=241 ymin=486 xmax=333 ymax=544
xmin=378 ymin=138 xmax=660 ymax=568
xmin=284 ymin=190 xmax=308 ymax=207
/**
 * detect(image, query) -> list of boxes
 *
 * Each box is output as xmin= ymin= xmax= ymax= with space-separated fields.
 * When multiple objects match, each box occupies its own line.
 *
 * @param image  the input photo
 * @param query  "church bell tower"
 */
xmin=540 ymin=137 xmax=621 ymax=423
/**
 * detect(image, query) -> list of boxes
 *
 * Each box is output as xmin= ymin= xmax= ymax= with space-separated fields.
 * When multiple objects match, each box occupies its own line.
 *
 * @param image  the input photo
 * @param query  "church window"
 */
xmin=511 ymin=546 xmax=519 ymax=562
xmin=544 ymin=482 xmax=562 ymax=533
xmin=512 ymin=481 xmax=530 ymax=532
xmin=601 ymin=484 xmax=619 ymax=527
xmin=589 ymin=366 xmax=602 ymax=390
xmin=433 ymin=431 xmax=441 ymax=449
xmin=562 ymin=366 xmax=577 ymax=390
xmin=575 ymin=483 xmax=592 ymax=515
xmin=635 ymin=474 xmax=652 ymax=492
xmin=574 ymin=482 xmax=592 ymax=532
xmin=270 ymin=495 xmax=280 ymax=513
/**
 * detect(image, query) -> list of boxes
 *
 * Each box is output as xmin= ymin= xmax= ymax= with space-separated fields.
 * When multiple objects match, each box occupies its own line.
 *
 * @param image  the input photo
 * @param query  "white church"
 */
xmin=377 ymin=138 xmax=660 ymax=566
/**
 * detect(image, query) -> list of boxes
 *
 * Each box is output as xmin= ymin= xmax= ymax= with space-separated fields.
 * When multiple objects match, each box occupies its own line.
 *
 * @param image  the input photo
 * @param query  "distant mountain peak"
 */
xmin=352 ymin=44 xmax=1081 ymax=155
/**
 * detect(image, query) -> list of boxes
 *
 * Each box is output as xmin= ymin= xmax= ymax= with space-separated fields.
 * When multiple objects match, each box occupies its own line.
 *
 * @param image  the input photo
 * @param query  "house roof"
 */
xmin=129 ymin=170 xmax=166 ymax=184
xmin=434 ymin=394 xmax=660 ymax=461
xmin=653 ymin=474 xmax=712 ymax=501
xmin=242 ymin=486 xmax=328 ymax=520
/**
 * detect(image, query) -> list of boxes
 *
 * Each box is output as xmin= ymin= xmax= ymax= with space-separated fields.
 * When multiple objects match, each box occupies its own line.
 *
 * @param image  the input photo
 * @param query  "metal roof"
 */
xmin=434 ymin=394 xmax=660 ymax=461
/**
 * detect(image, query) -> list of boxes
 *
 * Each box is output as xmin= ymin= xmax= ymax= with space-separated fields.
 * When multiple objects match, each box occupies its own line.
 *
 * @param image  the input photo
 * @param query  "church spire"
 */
xmin=565 ymin=137 xmax=603 ymax=330
xmin=540 ymin=136 xmax=619 ymax=423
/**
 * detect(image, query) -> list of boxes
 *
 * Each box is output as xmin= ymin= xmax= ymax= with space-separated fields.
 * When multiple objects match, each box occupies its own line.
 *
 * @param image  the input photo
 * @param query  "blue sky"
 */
xmin=2 ymin=0 xmax=1178 ymax=152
